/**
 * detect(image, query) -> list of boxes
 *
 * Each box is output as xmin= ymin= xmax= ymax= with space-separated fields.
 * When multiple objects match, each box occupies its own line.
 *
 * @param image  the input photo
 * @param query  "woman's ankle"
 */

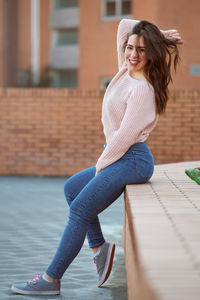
xmin=43 ymin=273 xmax=60 ymax=283
xmin=92 ymin=244 xmax=103 ymax=255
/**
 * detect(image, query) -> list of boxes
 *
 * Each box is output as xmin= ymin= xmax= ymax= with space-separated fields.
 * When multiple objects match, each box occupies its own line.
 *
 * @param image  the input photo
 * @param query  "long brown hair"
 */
xmin=123 ymin=20 xmax=180 ymax=114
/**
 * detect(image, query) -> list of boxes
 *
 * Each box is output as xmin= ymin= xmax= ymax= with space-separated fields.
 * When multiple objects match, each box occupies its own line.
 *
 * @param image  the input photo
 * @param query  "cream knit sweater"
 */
xmin=96 ymin=19 xmax=158 ymax=173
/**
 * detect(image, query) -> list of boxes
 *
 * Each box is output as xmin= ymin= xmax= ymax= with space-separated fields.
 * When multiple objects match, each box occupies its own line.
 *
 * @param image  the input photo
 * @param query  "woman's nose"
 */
xmin=130 ymin=49 xmax=138 ymax=58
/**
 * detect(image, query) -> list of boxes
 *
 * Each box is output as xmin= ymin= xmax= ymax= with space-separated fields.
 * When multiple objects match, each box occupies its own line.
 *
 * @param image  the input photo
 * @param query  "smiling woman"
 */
xmin=11 ymin=18 xmax=182 ymax=296
xmin=122 ymin=20 xmax=180 ymax=114
xmin=125 ymin=35 xmax=147 ymax=79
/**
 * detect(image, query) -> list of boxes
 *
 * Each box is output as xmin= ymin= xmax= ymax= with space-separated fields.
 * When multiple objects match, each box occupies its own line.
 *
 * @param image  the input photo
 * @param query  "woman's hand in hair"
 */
xmin=162 ymin=29 xmax=183 ymax=44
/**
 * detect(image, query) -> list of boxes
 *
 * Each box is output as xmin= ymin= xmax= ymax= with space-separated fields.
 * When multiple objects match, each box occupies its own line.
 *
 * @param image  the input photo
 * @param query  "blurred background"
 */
xmin=0 ymin=0 xmax=199 ymax=176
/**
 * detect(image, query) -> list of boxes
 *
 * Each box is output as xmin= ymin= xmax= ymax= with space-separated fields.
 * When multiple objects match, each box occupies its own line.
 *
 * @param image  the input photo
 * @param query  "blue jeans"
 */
xmin=45 ymin=142 xmax=154 ymax=279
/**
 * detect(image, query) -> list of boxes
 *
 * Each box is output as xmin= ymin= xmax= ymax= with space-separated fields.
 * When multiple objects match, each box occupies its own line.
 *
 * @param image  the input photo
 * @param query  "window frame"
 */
xmin=101 ymin=0 xmax=132 ymax=21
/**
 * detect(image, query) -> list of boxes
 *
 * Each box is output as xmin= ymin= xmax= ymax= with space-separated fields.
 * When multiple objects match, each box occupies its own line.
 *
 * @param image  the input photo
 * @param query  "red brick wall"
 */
xmin=0 ymin=88 xmax=199 ymax=176
xmin=0 ymin=89 xmax=104 ymax=176
xmin=148 ymin=89 xmax=200 ymax=164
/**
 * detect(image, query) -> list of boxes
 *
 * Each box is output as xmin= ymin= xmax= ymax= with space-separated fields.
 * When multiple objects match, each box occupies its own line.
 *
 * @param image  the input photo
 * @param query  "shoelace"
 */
xmin=28 ymin=273 xmax=41 ymax=285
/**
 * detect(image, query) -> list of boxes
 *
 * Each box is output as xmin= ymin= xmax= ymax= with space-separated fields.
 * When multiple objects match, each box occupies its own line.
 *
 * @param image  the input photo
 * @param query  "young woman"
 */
xmin=11 ymin=19 xmax=182 ymax=295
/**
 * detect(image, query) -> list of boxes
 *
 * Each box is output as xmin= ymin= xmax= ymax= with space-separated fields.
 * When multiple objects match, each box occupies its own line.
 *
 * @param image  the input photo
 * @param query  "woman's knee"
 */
xmin=64 ymin=177 xmax=74 ymax=206
xmin=64 ymin=166 xmax=96 ymax=206
xmin=64 ymin=172 xmax=86 ymax=205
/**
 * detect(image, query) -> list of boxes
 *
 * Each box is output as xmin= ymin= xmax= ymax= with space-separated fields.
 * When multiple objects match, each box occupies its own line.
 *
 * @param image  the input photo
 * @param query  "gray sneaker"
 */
xmin=11 ymin=273 xmax=60 ymax=295
xmin=94 ymin=242 xmax=115 ymax=287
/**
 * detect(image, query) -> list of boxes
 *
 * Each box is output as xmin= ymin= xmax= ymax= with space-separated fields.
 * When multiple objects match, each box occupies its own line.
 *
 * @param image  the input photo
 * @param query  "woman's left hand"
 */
xmin=162 ymin=29 xmax=183 ymax=44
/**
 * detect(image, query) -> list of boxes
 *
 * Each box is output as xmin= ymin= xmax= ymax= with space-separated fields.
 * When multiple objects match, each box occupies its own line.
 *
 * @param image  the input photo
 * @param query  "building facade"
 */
xmin=0 ymin=0 xmax=200 ymax=90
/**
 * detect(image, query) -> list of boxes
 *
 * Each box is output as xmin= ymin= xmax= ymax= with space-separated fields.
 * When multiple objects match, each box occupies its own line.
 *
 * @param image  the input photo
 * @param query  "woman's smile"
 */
xmin=125 ymin=34 xmax=147 ymax=78
xmin=128 ymin=59 xmax=140 ymax=66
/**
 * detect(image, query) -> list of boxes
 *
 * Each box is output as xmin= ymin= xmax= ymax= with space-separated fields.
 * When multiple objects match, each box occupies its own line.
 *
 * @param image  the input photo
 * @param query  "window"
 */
xmin=56 ymin=29 xmax=78 ymax=46
xmin=121 ymin=0 xmax=131 ymax=15
xmin=106 ymin=0 xmax=116 ymax=16
xmin=18 ymin=70 xmax=30 ymax=87
xmin=101 ymin=77 xmax=112 ymax=90
xmin=53 ymin=69 xmax=77 ymax=88
xmin=190 ymin=64 xmax=200 ymax=76
xmin=54 ymin=0 xmax=78 ymax=9
xmin=103 ymin=0 xmax=132 ymax=19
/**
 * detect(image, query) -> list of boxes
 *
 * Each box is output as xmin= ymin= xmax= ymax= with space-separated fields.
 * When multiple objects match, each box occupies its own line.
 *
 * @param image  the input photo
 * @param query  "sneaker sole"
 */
xmin=11 ymin=285 xmax=60 ymax=295
xmin=97 ymin=243 xmax=115 ymax=287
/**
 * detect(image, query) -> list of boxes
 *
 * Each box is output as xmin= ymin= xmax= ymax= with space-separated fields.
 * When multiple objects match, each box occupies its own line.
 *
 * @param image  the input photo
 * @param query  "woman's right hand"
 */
xmin=162 ymin=29 xmax=183 ymax=44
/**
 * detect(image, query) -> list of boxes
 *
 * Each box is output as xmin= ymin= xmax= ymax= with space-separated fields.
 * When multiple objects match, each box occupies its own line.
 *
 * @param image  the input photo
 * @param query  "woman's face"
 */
xmin=125 ymin=34 xmax=147 ymax=78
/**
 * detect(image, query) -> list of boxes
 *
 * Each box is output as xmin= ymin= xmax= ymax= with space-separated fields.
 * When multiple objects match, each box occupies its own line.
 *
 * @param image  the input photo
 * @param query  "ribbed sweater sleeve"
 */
xmin=96 ymin=83 xmax=156 ymax=173
xmin=117 ymin=19 xmax=139 ymax=70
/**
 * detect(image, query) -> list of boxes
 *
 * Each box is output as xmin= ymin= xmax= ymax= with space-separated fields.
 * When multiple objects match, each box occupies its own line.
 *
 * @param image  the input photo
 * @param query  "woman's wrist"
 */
xmin=161 ymin=29 xmax=183 ymax=44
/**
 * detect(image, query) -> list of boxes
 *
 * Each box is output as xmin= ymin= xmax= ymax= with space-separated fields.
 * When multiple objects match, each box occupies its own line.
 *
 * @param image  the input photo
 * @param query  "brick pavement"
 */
xmin=0 ymin=176 xmax=127 ymax=300
xmin=125 ymin=161 xmax=200 ymax=300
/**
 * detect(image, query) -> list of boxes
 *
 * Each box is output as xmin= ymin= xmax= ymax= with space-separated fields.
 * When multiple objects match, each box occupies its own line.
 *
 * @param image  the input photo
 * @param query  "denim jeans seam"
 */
xmin=86 ymin=177 xmax=110 ymax=210
xmin=133 ymin=149 xmax=150 ymax=156
xmin=87 ymin=163 xmax=122 ymax=210
xmin=133 ymin=151 xmax=151 ymax=180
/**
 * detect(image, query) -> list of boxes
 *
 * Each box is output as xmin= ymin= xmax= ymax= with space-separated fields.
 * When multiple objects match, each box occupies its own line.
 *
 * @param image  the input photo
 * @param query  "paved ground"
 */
xmin=0 ymin=176 xmax=127 ymax=300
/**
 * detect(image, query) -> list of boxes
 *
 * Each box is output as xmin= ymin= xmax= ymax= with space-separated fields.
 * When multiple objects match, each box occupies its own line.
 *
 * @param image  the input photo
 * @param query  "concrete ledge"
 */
xmin=123 ymin=161 xmax=200 ymax=300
